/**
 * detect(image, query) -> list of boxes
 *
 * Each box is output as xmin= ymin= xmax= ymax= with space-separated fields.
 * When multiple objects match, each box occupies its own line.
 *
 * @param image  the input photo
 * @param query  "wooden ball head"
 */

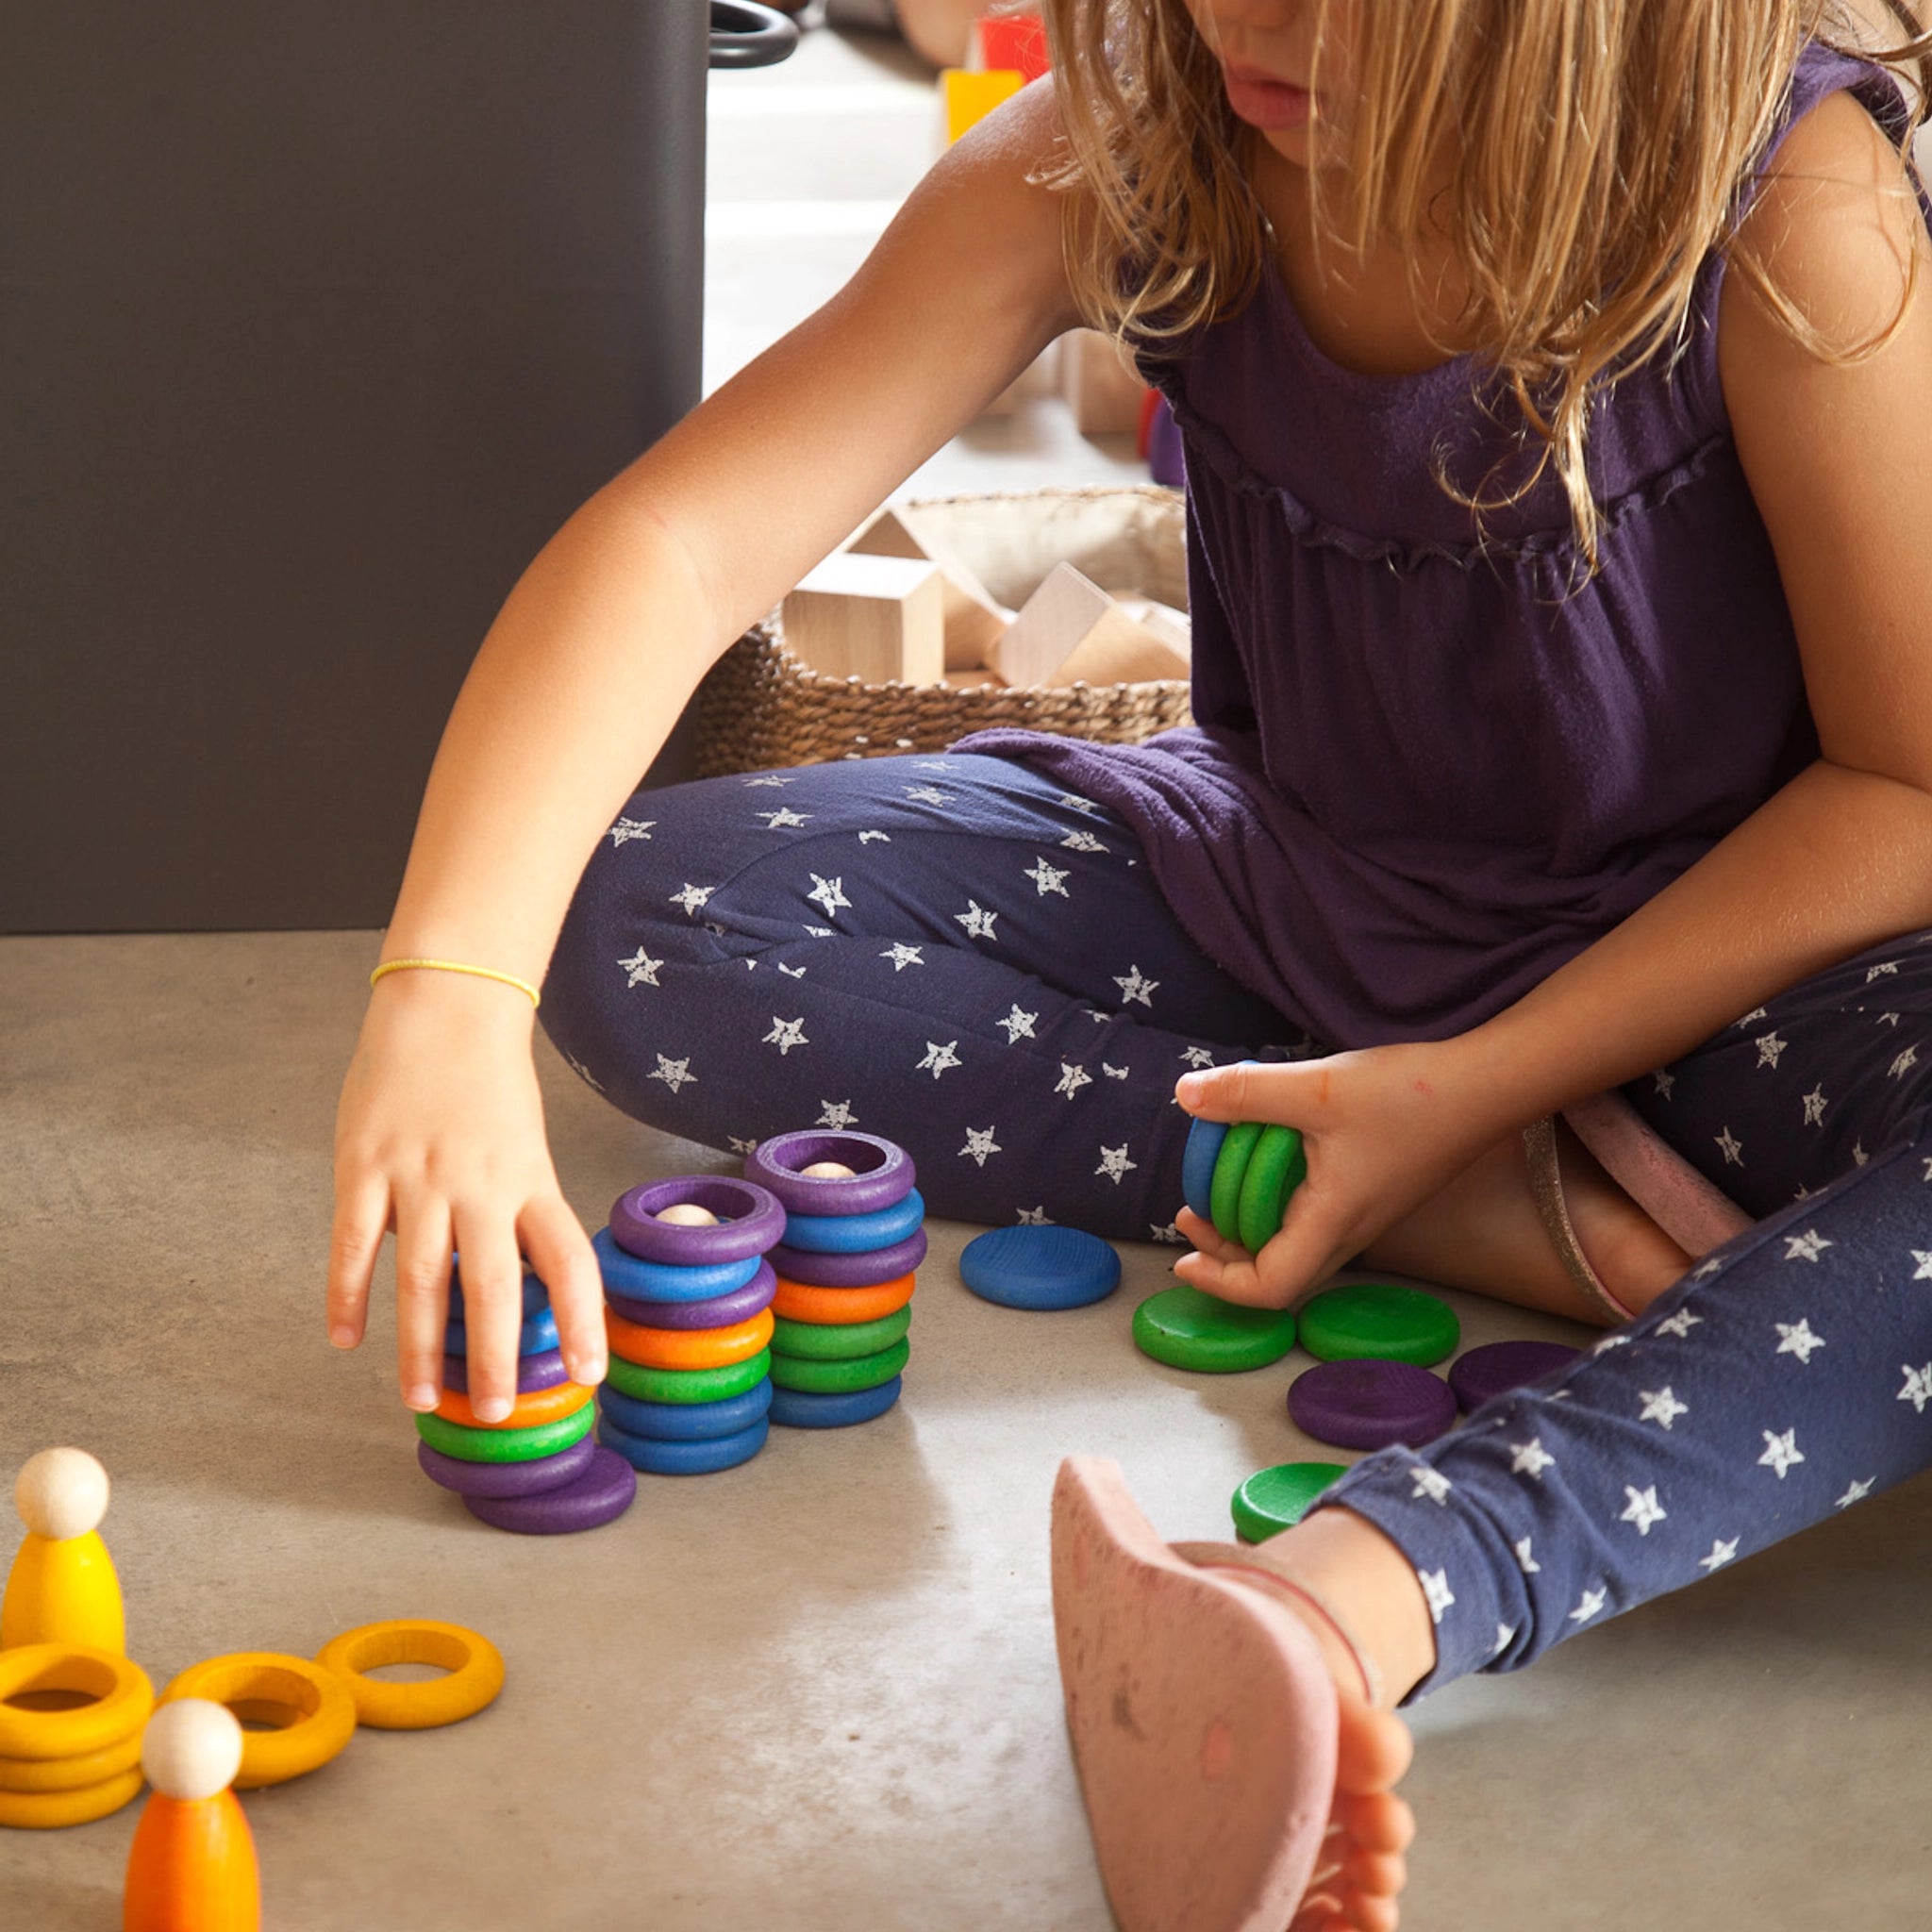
xmin=16 ymin=1446 xmax=109 ymax=1541
xmin=655 ymin=1204 xmax=721 ymax=1227
xmin=799 ymin=1162 xmax=858 ymax=1179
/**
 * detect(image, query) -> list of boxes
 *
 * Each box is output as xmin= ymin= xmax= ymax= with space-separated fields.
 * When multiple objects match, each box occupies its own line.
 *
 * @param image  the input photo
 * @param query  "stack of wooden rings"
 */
xmin=0 ymin=1643 xmax=154 ymax=1828
xmin=416 ymin=1265 xmax=637 ymax=1534
xmin=1181 ymin=1115 xmax=1307 ymax=1252
xmin=593 ymin=1176 xmax=785 ymax=1475
xmin=746 ymin=1131 xmax=922 ymax=1429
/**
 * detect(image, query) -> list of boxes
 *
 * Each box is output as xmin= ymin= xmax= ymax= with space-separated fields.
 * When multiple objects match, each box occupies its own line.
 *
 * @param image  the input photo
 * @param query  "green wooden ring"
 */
xmin=769 ymin=1339 xmax=909 ymax=1394
xmin=1237 ymin=1123 xmax=1307 ymax=1253
xmin=1209 ymin=1121 xmax=1265 ymax=1243
xmin=602 ymin=1348 xmax=773 ymax=1406
xmin=770 ymin=1307 xmax=912 ymax=1361
xmin=413 ymin=1401 xmax=595 ymax=1464
xmin=1230 ymin=1461 xmax=1350 ymax=1541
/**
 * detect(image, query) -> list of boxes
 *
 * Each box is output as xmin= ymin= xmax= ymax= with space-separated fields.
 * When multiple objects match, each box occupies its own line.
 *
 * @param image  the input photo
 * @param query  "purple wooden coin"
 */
xmin=416 ymin=1432 xmax=596 ymax=1499
xmin=608 ymin=1175 xmax=785 ymax=1265
xmin=1288 ymin=1359 xmax=1457 ymax=1451
xmin=744 ymin=1131 xmax=916 ymax=1216
xmin=1449 ymin=1340 xmax=1581 ymax=1414
xmin=604 ymin=1259 xmax=777 ymax=1331
xmin=769 ymin=1227 xmax=926 ymax=1288
xmin=441 ymin=1347 xmax=570 ymax=1397
xmin=461 ymin=1446 xmax=637 ymax=1534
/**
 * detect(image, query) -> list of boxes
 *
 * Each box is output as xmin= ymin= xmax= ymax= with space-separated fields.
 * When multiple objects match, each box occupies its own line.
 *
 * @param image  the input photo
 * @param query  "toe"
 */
xmin=1340 ymin=1790 xmax=1416 ymax=1856
xmin=1334 ymin=1694 xmax=1414 ymax=1791
xmin=1342 ymin=1847 xmax=1407 ymax=1896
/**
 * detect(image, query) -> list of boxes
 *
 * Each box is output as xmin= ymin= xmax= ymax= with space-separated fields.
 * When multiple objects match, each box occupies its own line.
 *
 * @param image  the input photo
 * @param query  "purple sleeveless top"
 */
xmin=958 ymin=43 xmax=1921 ymax=1050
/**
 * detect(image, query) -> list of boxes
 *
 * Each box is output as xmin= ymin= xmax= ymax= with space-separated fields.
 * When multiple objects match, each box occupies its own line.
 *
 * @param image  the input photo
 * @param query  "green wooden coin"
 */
xmin=1231 ymin=1461 xmax=1350 ymax=1542
xmin=1131 ymin=1285 xmax=1298 ymax=1374
xmin=770 ymin=1307 xmax=911 ymax=1361
xmin=769 ymin=1339 xmax=909 ymax=1394
xmin=1209 ymin=1121 xmax=1265 ymax=1243
xmin=1236 ymin=1123 xmax=1306 ymax=1253
xmin=603 ymin=1347 xmax=773 ymax=1406
xmin=413 ymin=1400 xmax=595 ymax=1464
xmin=1296 ymin=1283 xmax=1460 ymax=1367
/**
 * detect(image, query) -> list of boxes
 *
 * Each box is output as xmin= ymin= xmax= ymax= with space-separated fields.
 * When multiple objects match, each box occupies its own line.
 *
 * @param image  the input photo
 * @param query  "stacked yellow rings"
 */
xmin=0 ymin=1644 xmax=154 ymax=1827
xmin=159 ymin=1653 xmax=357 ymax=1789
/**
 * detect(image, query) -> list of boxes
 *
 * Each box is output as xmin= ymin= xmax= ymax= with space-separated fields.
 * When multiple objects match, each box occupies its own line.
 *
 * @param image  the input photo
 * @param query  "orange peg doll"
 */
xmin=125 ymin=1700 xmax=260 ymax=1932
xmin=3 ymin=1447 xmax=125 ymax=1654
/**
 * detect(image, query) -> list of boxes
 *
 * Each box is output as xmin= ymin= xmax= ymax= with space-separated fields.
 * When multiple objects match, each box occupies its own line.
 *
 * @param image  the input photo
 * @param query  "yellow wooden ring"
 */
xmin=433 ymin=1379 xmax=594 ymax=1431
xmin=0 ymin=1727 xmax=143 ymax=1793
xmin=315 ymin=1620 xmax=505 ymax=1731
xmin=0 ymin=1767 xmax=144 ymax=1828
xmin=161 ymin=1653 xmax=358 ymax=1789
xmin=0 ymin=1644 xmax=154 ymax=1761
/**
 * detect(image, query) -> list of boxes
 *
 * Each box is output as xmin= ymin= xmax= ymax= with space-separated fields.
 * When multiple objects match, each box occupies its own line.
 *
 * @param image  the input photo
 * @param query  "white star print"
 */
xmin=995 ymin=1005 xmax=1038 ymax=1044
xmin=741 ymin=774 xmax=793 ymax=788
xmin=1889 ymin=1044 xmax=1921 ymax=1080
xmin=955 ymin=900 xmax=998 ymax=941
xmin=1690 ymin=1256 xmax=1725 ymax=1280
xmin=858 ymin=829 xmax=891 ymax=844
xmin=1898 ymin=1363 xmax=1932 ymax=1413
xmin=1698 ymin=1538 xmax=1740 ymax=1572
xmin=1411 ymin=1466 xmax=1453 ymax=1505
xmin=1774 ymin=1318 xmax=1826 ymax=1363
xmin=1102 ymin=1063 xmax=1130 ymax=1080
xmin=880 ymin=942 xmax=925 ymax=972
xmin=1783 ymin=1228 xmax=1833 ymax=1262
xmin=914 ymin=758 xmax=958 ymax=771
xmin=1024 ymin=857 xmax=1071 ymax=897
xmin=803 ymin=924 xmax=834 ymax=938
xmin=1867 ymin=958 xmax=1901 ymax=980
xmin=1179 ymin=1046 xmax=1217 ymax=1069
xmin=1493 ymin=1623 xmax=1515 ymax=1656
xmin=1510 ymin=1439 xmax=1556 ymax=1479
xmin=904 ymin=785 xmax=954 ymax=806
xmin=757 ymin=808 xmax=812 ymax=830
xmin=762 ymin=1016 xmax=808 ymax=1056
xmin=777 ymin=962 xmax=808 ymax=979
xmin=1715 ymin=1126 xmax=1744 ymax=1166
xmin=1913 ymin=1251 xmax=1932 ymax=1280
xmin=1055 ymin=1062 xmax=1093 ymax=1099
xmin=1060 ymin=829 xmax=1108 ymax=853
xmin=608 ymin=817 xmax=656 ymax=846
xmin=816 ymin=1100 xmax=858 ymax=1129
xmin=727 ymin=1136 xmax=758 ymax=1156
xmin=669 ymin=883 xmax=715 ymax=917
xmin=1113 ymin=965 xmax=1159 ymax=1008
xmin=1095 ymin=1144 xmax=1138 ymax=1184
xmin=1568 ymin=1587 xmax=1607 ymax=1624
xmin=1755 ymin=1032 xmax=1787 ymax=1070
xmin=1149 ymin=1221 xmax=1184 ymax=1244
xmin=1514 ymin=1537 xmax=1541 ymax=1574
xmin=917 ymin=1041 xmax=962 ymax=1079
xmin=1016 ymin=1206 xmax=1052 ymax=1225
xmin=1591 ymin=1332 xmax=1632 ymax=1355
xmin=1922 ymin=1156 xmax=1932 ymax=1182
xmin=1653 ymin=1069 xmax=1676 ymax=1099
xmin=618 ymin=947 xmax=663 ymax=990
xmin=1621 ymin=1485 xmax=1667 ymax=1536
xmin=1853 ymin=1140 xmax=1870 ymax=1167
xmin=1656 ymin=1308 xmax=1705 ymax=1338
xmin=1639 ymin=1387 xmax=1689 ymax=1429
xmin=1058 ymin=792 xmax=1103 ymax=815
xmin=1733 ymin=1006 xmax=1770 ymax=1028
xmin=1758 ymin=1428 xmax=1805 ymax=1478
xmin=1418 ymin=1569 xmax=1456 ymax=1623
xmin=1879 ymin=1010 xmax=1904 ymax=1027
xmin=1083 ymin=1010 xmax=1109 ymax=1023
xmin=806 ymin=874 xmax=851 ymax=919
xmin=649 ymin=1053 xmax=695 ymax=1094
xmin=564 ymin=1054 xmax=605 ymax=1093
xmin=1835 ymin=1477 xmax=1876 ymax=1509
xmin=959 ymin=1126 xmax=1001 ymax=1167
xmin=1802 ymin=1086 xmax=1827 ymax=1126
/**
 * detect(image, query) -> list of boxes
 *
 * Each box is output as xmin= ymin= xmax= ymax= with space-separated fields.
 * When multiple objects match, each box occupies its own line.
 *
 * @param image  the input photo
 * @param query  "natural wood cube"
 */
xmin=985 ymin=561 xmax=1190 ymax=688
xmin=782 ymin=552 xmax=945 ymax=686
xmin=846 ymin=507 xmax=1013 ymax=672
xmin=1062 ymin=327 xmax=1150 ymax=434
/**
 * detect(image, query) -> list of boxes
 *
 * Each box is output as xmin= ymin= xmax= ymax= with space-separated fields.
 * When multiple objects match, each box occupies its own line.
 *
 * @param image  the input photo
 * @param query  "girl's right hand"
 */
xmin=326 ymin=971 xmax=607 ymax=1423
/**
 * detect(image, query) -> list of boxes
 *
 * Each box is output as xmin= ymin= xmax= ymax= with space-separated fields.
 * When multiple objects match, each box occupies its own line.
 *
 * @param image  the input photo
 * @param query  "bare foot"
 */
xmin=1051 ymin=1458 xmax=1418 ymax=1931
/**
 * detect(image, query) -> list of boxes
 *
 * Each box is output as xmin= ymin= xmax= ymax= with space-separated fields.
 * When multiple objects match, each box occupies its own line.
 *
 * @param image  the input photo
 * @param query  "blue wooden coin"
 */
xmin=1181 ymin=1115 xmax=1229 ymax=1223
xmin=780 ymin=1188 xmax=925 ymax=1255
xmin=592 ymin=1227 xmax=762 ymax=1303
xmin=596 ymin=1378 xmax=774 ymax=1443
xmin=959 ymin=1226 xmax=1121 ymax=1311
xmin=597 ymin=1413 xmax=770 ymax=1474
xmin=768 ymin=1376 xmax=903 ymax=1429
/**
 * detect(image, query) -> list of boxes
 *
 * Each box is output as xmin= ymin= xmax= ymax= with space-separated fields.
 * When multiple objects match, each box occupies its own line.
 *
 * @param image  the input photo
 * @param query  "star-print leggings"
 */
xmin=541 ymin=751 xmax=1932 ymax=1697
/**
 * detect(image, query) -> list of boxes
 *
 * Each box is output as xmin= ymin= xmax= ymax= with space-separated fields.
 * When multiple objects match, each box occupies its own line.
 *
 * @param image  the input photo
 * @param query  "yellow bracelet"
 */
xmin=370 ymin=958 xmax=541 ymax=1009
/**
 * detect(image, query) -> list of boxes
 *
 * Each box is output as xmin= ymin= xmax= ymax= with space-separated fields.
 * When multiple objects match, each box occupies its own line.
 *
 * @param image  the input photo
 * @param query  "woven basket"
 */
xmin=691 ymin=483 xmax=1192 ymax=777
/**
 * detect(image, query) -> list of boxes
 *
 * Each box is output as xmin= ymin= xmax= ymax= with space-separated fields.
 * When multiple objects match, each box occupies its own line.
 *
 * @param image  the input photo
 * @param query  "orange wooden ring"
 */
xmin=605 ymin=1306 xmax=774 ymax=1372
xmin=433 ymin=1379 xmax=593 ymax=1431
xmin=771 ymin=1272 xmax=916 ymax=1326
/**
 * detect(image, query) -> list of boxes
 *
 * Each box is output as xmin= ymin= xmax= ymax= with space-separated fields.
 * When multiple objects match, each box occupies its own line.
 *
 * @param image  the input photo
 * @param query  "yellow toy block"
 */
xmin=943 ymin=69 xmax=1024 ymax=144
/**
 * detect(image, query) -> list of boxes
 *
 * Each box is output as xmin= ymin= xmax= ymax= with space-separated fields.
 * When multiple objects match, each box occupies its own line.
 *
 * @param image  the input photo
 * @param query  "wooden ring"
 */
xmin=770 ymin=1272 xmax=916 ymax=1325
xmin=604 ymin=1306 xmax=774 ymax=1372
xmin=161 ymin=1654 xmax=358 ymax=1789
xmin=316 ymin=1620 xmax=505 ymax=1731
xmin=0 ymin=1767 xmax=144 ymax=1827
xmin=0 ymin=1727 xmax=142 ymax=1793
xmin=0 ymin=1645 xmax=154 ymax=1761
xmin=432 ymin=1379 xmax=593 ymax=1430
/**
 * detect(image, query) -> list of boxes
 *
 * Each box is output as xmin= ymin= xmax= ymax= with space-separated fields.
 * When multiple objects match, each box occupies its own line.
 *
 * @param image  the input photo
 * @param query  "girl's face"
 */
xmin=1179 ymin=0 xmax=1360 ymax=172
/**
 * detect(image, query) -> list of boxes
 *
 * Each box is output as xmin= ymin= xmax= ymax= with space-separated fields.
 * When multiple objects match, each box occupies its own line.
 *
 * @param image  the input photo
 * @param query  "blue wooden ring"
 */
xmin=768 ymin=1376 xmax=903 ymax=1429
xmin=591 ymin=1228 xmax=761 ymax=1303
xmin=449 ymin=1263 xmax=549 ymax=1320
xmin=604 ymin=1260 xmax=776 ymax=1331
xmin=444 ymin=1304 xmax=558 ymax=1358
xmin=744 ymin=1132 xmax=916 ymax=1215
xmin=441 ymin=1347 xmax=569 ymax=1396
xmin=597 ymin=1414 xmax=770 ymax=1474
xmin=608 ymin=1176 xmax=786 ymax=1264
xmin=768 ymin=1226 xmax=926 ymax=1287
xmin=1181 ymin=1116 xmax=1228 ymax=1224
xmin=597 ymin=1378 xmax=774 ymax=1442
xmin=780 ymin=1189 xmax=924 ymax=1255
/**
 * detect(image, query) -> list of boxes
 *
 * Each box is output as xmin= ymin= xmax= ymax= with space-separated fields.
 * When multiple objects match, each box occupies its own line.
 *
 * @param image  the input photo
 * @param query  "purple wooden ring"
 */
xmin=608 ymin=1175 xmax=786 ymax=1264
xmin=1287 ymin=1359 xmax=1457 ymax=1452
xmin=744 ymin=1132 xmax=916 ymax=1216
xmin=769 ymin=1226 xmax=926 ymax=1288
xmin=1448 ymin=1340 xmax=1582 ymax=1414
xmin=416 ymin=1432 xmax=596 ymax=1499
xmin=462 ymin=1446 xmax=637 ymax=1534
xmin=441 ymin=1347 xmax=571 ymax=1397
xmin=604 ymin=1258 xmax=777 ymax=1331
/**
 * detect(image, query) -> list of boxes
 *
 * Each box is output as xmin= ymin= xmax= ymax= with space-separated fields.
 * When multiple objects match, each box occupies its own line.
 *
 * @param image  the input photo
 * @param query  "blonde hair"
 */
xmin=1038 ymin=0 xmax=1931 ymax=568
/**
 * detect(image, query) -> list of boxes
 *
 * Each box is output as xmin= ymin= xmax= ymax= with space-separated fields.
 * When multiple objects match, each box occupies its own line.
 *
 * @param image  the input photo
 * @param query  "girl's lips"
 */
xmin=1223 ymin=66 xmax=1312 ymax=132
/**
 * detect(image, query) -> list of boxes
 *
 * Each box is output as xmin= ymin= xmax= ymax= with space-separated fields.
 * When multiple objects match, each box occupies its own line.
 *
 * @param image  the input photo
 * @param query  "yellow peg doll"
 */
xmin=3 ymin=1447 xmax=126 ymax=1653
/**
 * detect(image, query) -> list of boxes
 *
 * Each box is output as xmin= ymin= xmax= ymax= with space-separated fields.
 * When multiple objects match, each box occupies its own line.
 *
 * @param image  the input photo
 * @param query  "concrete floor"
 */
xmin=8 ymin=20 xmax=1932 ymax=1932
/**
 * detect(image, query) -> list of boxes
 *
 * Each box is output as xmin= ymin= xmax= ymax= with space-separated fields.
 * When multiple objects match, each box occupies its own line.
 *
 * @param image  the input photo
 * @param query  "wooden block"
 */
xmin=942 ymin=69 xmax=1024 ymax=145
xmin=1117 ymin=597 xmax=1192 ymax=658
xmin=988 ymin=562 xmax=1189 ymax=689
xmin=847 ymin=508 xmax=1013 ymax=672
xmin=1062 ymin=327 xmax=1150 ymax=434
xmin=1053 ymin=608 xmax=1191 ymax=687
xmin=782 ymin=553 xmax=944 ymax=685
xmin=937 ymin=669 xmax=1007 ymax=691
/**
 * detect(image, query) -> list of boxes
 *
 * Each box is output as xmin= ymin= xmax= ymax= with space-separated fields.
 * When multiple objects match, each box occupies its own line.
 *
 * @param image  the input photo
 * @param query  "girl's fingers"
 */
xmin=1173 ymin=1206 xmax=1243 ymax=1263
xmin=326 ymin=1172 xmax=392 ymax=1349
xmin=520 ymin=1192 xmax=606 ymax=1387
xmin=447 ymin=1205 xmax=527 ymax=1424
xmin=391 ymin=1191 xmax=456 ymax=1411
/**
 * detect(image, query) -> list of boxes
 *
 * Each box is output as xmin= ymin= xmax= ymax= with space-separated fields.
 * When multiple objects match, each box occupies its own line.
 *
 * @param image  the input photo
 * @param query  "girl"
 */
xmin=329 ymin=2 xmax=1932 ymax=1925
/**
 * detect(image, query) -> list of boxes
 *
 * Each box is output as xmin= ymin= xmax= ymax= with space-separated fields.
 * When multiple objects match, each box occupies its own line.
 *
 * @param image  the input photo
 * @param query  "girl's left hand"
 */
xmin=1172 ymin=1041 xmax=1510 ymax=1309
